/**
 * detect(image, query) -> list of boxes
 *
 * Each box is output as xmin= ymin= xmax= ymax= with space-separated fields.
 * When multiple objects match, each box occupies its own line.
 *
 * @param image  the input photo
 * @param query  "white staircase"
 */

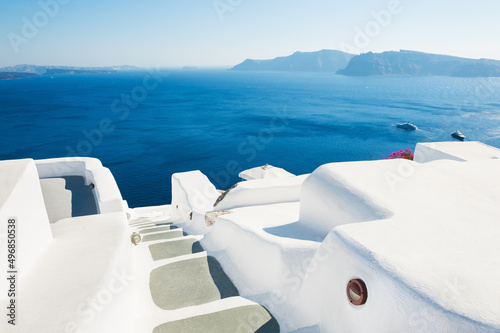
xmin=128 ymin=206 xmax=280 ymax=333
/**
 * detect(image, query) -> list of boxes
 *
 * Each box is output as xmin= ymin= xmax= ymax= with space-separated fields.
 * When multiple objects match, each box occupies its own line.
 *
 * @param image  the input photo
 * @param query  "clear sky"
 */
xmin=1 ymin=0 xmax=499 ymax=68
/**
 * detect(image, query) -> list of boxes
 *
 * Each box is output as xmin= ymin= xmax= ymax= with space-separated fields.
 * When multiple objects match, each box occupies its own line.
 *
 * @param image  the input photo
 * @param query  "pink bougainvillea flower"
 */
xmin=385 ymin=149 xmax=414 ymax=161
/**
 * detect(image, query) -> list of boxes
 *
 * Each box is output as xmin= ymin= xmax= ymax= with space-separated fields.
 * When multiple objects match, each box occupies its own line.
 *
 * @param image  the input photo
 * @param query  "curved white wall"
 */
xmin=299 ymin=162 xmax=391 ymax=237
xmin=36 ymin=157 xmax=127 ymax=214
xmin=0 ymin=159 xmax=52 ymax=280
xmin=297 ymin=229 xmax=500 ymax=332
xmin=169 ymin=171 xmax=220 ymax=234
xmin=200 ymin=217 xmax=320 ymax=332
xmin=215 ymin=175 xmax=309 ymax=210
xmin=414 ymin=141 xmax=500 ymax=163
xmin=1 ymin=158 xmax=136 ymax=333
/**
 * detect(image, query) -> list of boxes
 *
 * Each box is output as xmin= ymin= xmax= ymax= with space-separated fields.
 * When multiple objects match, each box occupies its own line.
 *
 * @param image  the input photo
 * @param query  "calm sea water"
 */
xmin=1 ymin=70 xmax=499 ymax=207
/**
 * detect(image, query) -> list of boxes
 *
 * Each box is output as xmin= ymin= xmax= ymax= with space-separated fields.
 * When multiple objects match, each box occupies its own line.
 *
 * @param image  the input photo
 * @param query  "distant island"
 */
xmin=0 ymin=64 xmax=137 ymax=80
xmin=232 ymin=49 xmax=500 ymax=77
xmin=0 ymin=72 xmax=39 ymax=80
xmin=44 ymin=68 xmax=116 ymax=75
xmin=231 ymin=50 xmax=355 ymax=72
xmin=337 ymin=50 xmax=500 ymax=77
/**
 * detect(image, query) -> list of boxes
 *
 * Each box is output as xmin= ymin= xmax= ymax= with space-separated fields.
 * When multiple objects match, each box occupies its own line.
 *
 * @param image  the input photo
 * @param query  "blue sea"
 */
xmin=1 ymin=70 xmax=499 ymax=208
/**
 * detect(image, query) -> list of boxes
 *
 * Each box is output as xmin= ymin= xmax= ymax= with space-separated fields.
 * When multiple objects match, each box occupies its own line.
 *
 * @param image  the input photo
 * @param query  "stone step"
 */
xmin=129 ymin=205 xmax=280 ymax=332
xmin=137 ymin=222 xmax=173 ymax=230
xmin=134 ymin=223 xmax=157 ymax=228
xmin=129 ymin=217 xmax=154 ymax=224
xmin=149 ymin=238 xmax=204 ymax=261
xmin=141 ymin=229 xmax=184 ymax=242
xmin=152 ymin=304 xmax=280 ymax=333
xmin=140 ymin=226 xmax=176 ymax=234
xmin=150 ymin=256 xmax=239 ymax=310
xmin=129 ymin=219 xmax=171 ymax=227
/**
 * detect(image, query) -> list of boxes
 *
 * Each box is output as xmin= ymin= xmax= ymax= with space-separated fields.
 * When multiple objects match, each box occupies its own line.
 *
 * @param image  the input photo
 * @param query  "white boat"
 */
xmin=451 ymin=130 xmax=466 ymax=140
xmin=396 ymin=122 xmax=417 ymax=130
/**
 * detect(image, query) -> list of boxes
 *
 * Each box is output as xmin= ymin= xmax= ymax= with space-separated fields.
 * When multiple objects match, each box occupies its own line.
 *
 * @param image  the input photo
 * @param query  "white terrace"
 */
xmin=1 ymin=141 xmax=500 ymax=333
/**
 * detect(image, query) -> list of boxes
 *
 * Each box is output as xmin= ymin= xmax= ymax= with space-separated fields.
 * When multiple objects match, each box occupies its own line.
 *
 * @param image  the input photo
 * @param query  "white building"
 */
xmin=1 ymin=141 xmax=500 ymax=332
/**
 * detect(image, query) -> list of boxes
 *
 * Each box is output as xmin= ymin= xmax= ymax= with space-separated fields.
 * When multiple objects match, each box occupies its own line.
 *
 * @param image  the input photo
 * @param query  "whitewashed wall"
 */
xmin=36 ymin=157 xmax=127 ymax=213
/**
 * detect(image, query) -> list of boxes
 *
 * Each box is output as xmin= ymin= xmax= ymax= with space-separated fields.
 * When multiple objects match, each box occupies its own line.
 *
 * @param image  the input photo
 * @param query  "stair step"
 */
xmin=130 ymin=222 xmax=156 ymax=228
xmin=129 ymin=217 xmax=152 ymax=224
xmin=130 ymin=219 xmax=171 ymax=227
xmin=142 ymin=229 xmax=184 ymax=242
xmin=140 ymin=226 xmax=174 ymax=234
xmin=150 ymin=256 xmax=239 ymax=310
xmin=149 ymin=238 xmax=204 ymax=261
xmin=135 ymin=223 xmax=157 ymax=229
xmin=137 ymin=223 xmax=172 ymax=230
xmin=152 ymin=304 xmax=280 ymax=333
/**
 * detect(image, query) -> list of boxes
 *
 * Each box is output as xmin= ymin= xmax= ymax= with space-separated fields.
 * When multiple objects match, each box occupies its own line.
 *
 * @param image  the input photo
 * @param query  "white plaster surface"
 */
xmin=0 ymin=159 xmax=52 ymax=283
xmin=239 ymin=165 xmax=295 ymax=181
xmin=215 ymin=175 xmax=309 ymax=210
xmin=414 ymin=141 xmax=500 ymax=163
xmin=1 ymin=213 xmax=135 ymax=333
xmin=2 ymin=141 xmax=500 ymax=332
xmin=296 ymin=154 xmax=500 ymax=331
xmin=36 ymin=157 xmax=127 ymax=214
xmin=299 ymin=162 xmax=392 ymax=236
xmin=170 ymin=142 xmax=500 ymax=332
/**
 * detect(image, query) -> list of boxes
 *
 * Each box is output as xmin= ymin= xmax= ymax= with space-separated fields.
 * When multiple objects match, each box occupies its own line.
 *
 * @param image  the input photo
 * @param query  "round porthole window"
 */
xmin=347 ymin=279 xmax=367 ymax=305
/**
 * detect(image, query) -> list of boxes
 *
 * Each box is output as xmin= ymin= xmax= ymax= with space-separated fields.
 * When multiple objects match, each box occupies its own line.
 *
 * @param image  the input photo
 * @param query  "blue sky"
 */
xmin=1 ymin=0 xmax=499 ymax=67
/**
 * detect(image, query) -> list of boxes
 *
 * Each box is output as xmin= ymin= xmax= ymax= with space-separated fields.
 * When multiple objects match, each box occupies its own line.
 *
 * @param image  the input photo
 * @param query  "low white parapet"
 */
xmin=0 ymin=159 xmax=52 ymax=280
xmin=7 ymin=213 xmax=136 ymax=333
xmin=1 ymin=158 xmax=135 ymax=332
xmin=299 ymin=161 xmax=392 ymax=237
xmin=215 ymin=174 xmax=309 ymax=210
xmin=200 ymin=207 xmax=320 ymax=332
xmin=35 ymin=157 xmax=127 ymax=214
xmin=414 ymin=141 xmax=500 ymax=163
xmin=169 ymin=171 xmax=220 ymax=234
xmin=296 ymin=156 xmax=500 ymax=331
xmin=297 ymin=227 xmax=499 ymax=332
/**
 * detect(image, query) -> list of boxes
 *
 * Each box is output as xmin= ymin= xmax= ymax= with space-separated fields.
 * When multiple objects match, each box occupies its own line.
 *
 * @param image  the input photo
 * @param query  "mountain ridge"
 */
xmin=231 ymin=49 xmax=355 ymax=72
xmin=337 ymin=50 xmax=500 ymax=77
xmin=232 ymin=49 xmax=500 ymax=77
